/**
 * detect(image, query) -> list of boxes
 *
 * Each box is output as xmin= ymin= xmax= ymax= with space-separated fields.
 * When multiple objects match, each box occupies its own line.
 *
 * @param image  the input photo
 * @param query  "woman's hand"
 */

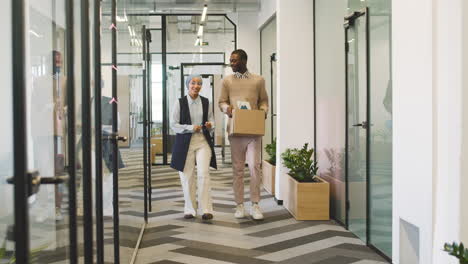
xmin=204 ymin=122 xmax=212 ymax=130
xmin=193 ymin=125 xmax=202 ymax=132
xmin=226 ymin=106 xmax=233 ymax=117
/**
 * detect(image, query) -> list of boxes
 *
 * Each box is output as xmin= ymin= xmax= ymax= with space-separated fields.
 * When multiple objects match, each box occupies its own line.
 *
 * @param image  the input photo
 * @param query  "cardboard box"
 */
xmin=229 ymin=109 xmax=265 ymax=136
xmin=151 ymin=137 xmax=163 ymax=154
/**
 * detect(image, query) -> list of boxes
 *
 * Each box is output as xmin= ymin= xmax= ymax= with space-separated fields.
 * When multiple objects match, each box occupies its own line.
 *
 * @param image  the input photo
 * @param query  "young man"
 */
xmin=219 ymin=49 xmax=269 ymax=220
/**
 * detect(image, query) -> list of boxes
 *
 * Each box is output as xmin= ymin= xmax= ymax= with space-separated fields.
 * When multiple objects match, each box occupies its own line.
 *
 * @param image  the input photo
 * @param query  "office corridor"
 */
xmin=114 ymin=148 xmax=389 ymax=264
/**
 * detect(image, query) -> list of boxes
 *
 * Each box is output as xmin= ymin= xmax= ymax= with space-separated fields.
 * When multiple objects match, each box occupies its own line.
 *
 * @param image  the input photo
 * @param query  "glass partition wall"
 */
xmin=315 ymin=0 xmax=392 ymax=259
xmin=260 ymin=16 xmax=277 ymax=160
xmin=101 ymin=5 xmax=146 ymax=262
xmin=367 ymin=0 xmax=392 ymax=257
xmin=0 ymin=0 xmax=14 ymax=262
xmin=2 ymin=0 xmax=102 ymax=262
xmin=3 ymin=4 xmax=236 ymax=262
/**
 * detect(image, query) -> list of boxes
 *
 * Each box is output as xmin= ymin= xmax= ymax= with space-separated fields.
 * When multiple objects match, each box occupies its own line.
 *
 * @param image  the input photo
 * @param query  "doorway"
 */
xmin=344 ymin=8 xmax=369 ymax=242
xmin=344 ymin=7 xmax=393 ymax=260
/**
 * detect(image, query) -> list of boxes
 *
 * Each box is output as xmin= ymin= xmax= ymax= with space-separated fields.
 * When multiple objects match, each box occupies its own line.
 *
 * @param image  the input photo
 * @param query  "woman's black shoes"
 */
xmin=184 ymin=213 xmax=213 ymax=220
xmin=202 ymin=213 xmax=213 ymax=220
xmin=184 ymin=214 xmax=195 ymax=219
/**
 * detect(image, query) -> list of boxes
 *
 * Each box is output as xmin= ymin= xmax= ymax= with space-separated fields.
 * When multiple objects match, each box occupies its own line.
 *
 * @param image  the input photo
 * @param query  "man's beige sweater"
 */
xmin=218 ymin=73 xmax=269 ymax=114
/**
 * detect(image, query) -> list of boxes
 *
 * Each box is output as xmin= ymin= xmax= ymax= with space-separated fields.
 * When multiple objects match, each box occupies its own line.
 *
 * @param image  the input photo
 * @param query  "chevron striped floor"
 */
xmin=122 ymin=147 xmax=389 ymax=264
xmin=26 ymin=145 xmax=389 ymax=263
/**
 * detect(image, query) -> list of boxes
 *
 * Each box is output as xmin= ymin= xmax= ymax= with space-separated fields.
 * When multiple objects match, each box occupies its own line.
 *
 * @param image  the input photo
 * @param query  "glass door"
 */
xmin=344 ymin=8 xmax=369 ymax=243
xmin=4 ymin=0 xmax=97 ymax=262
xmin=1 ymin=0 xmax=16 ymax=262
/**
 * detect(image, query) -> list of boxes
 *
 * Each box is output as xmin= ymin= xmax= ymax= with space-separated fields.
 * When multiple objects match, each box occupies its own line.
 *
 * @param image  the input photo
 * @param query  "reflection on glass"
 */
xmin=368 ymin=0 xmax=392 ymax=256
xmin=260 ymin=16 xmax=277 ymax=157
xmin=0 ymin=0 xmax=13 ymax=262
xmin=27 ymin=0 xmax=70 ymax=262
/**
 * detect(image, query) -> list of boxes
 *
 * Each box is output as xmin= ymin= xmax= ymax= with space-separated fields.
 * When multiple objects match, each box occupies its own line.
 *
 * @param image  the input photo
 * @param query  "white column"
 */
xmin=462 ymin=0 xmax=468 ymax=244
xmin=275 ymin=0 xmax=315 ymax=200
xmin=392 ymin=0 xmax=434 ymax=262
xmin=432 ymin=0 xmax=463 ymax=262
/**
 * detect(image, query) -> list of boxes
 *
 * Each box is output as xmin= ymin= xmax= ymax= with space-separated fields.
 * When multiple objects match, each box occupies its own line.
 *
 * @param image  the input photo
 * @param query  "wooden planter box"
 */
xmin=284 ymin=174 xmax=330 ymax=220
xmin=262 ymin=160 xmax=276 ymax=195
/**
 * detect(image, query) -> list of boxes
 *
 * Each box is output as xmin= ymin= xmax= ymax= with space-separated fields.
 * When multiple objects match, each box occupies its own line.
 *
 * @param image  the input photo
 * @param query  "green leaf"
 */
xmin=443 ymin=242 xmax=468 ymax=262
xmin=281 ymin=143 xmax=318 ymax=182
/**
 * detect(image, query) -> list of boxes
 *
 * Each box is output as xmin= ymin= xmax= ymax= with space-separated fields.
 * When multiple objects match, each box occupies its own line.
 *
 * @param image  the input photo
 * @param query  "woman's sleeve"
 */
xmin=170 ymin=100 xmax=194 ymax=134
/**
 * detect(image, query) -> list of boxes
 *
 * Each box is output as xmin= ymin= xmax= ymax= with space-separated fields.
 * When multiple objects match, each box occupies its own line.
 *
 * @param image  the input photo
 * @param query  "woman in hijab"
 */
xmin=170 ymin=75 xmax=217 ymax=220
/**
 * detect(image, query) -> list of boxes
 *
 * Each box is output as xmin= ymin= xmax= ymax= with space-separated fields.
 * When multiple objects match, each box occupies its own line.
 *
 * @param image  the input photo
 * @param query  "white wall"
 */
xmin=315 ymin=0 xmax=346 ymax=222
xmin=392 ymin=0 xmax=434 ymax=262
xmin=275 ymin=0 xmax=315 ymax=200
xmin=462 ymin=0 xmax=468 ymax=244
xmin=394 ymin=0 xmax=468 ymax=262
xmin=258 ymin=0 xmax=276 ymax=29
xmin=431 ymin=0 xmax=463 ymax=262
xmin=228 ymin=12 xmax=261 ymax=74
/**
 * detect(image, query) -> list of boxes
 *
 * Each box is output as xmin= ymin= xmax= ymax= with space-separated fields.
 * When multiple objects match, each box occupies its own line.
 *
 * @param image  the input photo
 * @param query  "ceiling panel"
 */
xmin=102 ymin=0 xmax=260 ymax=13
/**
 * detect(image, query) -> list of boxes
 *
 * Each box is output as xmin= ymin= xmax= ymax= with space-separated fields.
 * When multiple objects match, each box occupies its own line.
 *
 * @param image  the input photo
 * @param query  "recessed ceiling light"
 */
xmin=201 ymin=5 xmax=208 ymax=23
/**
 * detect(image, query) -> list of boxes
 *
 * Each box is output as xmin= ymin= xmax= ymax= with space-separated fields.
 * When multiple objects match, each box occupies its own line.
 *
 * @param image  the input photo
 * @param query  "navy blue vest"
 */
xmin=170 ymin=96 xmax=217 ymax=172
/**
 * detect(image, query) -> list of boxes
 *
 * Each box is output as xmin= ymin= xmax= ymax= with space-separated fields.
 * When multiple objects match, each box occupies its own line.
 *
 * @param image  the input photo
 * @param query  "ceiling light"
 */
xmin=197 ymin=25 xmax=203 ymax=37
xmin=29 ymin=30 xmax=43 ymax=38
xmin=128 ymin=25 xmax=133 ymax=37
xmin=116 ymin=16 xmax=127 ymax=22
xmin=201 ymin=5 xmax=208 ymax=23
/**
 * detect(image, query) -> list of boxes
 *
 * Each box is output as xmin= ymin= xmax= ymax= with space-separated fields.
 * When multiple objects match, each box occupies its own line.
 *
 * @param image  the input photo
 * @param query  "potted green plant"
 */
xmin=281 ymin=143 xmax=330 ymax=220
xmin=444 ymin=242 xmax=468 ymax=263
xmin=0 ymin=237 xmax=49 ymax=263
xmin=262 ymin=138 xmax=276 ymax=195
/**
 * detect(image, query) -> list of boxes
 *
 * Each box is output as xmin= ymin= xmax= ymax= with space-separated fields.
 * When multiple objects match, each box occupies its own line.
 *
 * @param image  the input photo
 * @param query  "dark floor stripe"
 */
xmin=253 ymin=230 xmax=357 ymax=252
xmin=170 ymin=247 xmax=274 ymax=264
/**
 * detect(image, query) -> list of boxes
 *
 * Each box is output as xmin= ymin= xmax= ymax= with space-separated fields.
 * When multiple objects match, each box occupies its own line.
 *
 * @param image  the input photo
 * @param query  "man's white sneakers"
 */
xmin=250 ymin=203 xmax=264 ymax=220
xmin=234 ymin=204 xmax=246 ymax=218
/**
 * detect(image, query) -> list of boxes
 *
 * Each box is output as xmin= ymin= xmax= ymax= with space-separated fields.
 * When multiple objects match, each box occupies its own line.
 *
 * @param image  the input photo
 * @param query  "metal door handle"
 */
xmin=103 ymin=133 xmax=127 ymax=142
xmin=117 ymin=136 xmax=127 ymax=142
xmin=353 ymin=121 xmax=369 ymax=129
xmin=40 ymin=176 xmax=67 ymax=184
xmin=6 ymin=171 xmax=67 ymax=197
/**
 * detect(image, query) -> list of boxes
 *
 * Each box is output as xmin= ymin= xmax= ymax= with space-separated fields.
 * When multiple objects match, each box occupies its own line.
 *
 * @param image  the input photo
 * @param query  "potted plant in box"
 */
xmin=262 ymin=138 xmax=276 ymax=195
xmin=281 ymin=143 xmax=330 ymax=220
xmin=444 ymin=242 xmax=468 ymax=263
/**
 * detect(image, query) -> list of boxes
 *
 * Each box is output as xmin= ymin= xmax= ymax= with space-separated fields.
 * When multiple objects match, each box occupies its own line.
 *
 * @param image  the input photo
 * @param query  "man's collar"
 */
xmin=234 ymin=70 xmax=250 ymax=79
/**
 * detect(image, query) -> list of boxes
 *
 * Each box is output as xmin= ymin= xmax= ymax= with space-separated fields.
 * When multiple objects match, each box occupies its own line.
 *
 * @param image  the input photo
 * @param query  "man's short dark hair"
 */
xmin=231 ymin=49 xmax=248 ymax=62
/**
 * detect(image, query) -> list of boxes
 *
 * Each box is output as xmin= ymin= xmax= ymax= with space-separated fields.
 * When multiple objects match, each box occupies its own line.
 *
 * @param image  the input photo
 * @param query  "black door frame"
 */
xmin=93 ymin=0 xmax=105 ymax=262
xmin=110 ymin=0 xmax=123 ymax=263
xmin=142 ymin=25 xmax=149 ymax=222
xmin=344 ymin=6 xmax=372 ymax=250
xmin=11 ymin=0 xmax=30 ymax=262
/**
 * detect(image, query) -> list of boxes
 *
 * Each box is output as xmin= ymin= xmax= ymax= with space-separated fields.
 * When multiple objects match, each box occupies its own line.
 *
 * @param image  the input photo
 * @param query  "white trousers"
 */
xmin=179 ymin=133 xmax=213 ymax=215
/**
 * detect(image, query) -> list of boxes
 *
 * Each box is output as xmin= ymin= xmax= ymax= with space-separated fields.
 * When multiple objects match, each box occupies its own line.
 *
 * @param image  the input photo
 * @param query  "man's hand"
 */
xmin=204 ymin=122 xmax=212 ymax=130
xmin=226 ymin=106 xmax=233 ymax=117
xmin=193 ymin=125 xmax=202 ymax=132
